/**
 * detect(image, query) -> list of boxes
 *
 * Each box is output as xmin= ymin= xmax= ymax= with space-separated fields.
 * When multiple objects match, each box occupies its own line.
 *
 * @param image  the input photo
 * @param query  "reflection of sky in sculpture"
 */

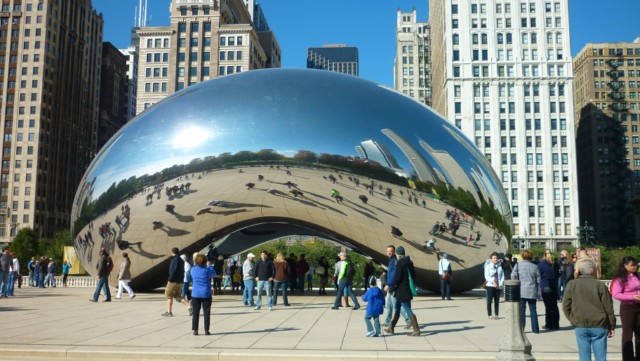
xmin=78 ymin=69 xmax=506 ymax=213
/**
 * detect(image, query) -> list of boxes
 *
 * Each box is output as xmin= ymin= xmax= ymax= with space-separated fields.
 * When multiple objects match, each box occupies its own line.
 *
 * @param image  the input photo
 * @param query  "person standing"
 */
xmin=331 ymin=251 xmax=360 ymax=310
xmin=161 ymin=247 xmax=191 ymax=316
xmin=611 ymin=256 xmax=640 ymax=361
xmin=90 ymin=248 xmax=111 ymax=302
xmin=383 ymin=246 xmax=420 ymax=336
xmin=364 ymin=261 xmax=374 ymax=291
xmin=287 ymin=253 xmax=297 ymax=293
xmin=190 ymin=253 xmax=216 ymax=336
xmin=62 ymin=260 xmax=71 ymax=287
xmin=539 ymin=250 xmax=560 ymax=330
xmin=362 ymin=276 xmax=385 ymax=337
xmin=254 ymin=250 xmax=275 ymax=311
xmin=296 ymin=254 xmax=309 ymax=293
xmin=115 ymin=252 xmax=135 ymax=300
xmin=242 ymin=253 xmax=256 ymax=307
xmin=562 ymin=259 xmax=615 ymax=361
xmin=45 ymin=259 xmax=56 ymax=287
xmin=511 ymin=250 xmax=541 ymax=334
xmin=7 ymin=252 xmax=19 ymax=296
xmin=0 ymin=247 xmax=12 ymax=298
xmin=27 ymin=257 xmax=36 ymax=287
xmin=383 ymin=245 xmax=409 ymax=329
xmin=317 ymin=256 xmax=329 ymax=295
xmin=438 ymin=252 xmax=452 ymax=300
xmin=273 ymin=252 xmax=290 ymax=306
xmin=484 ymin=252 xmax=504 ymax=319
xmin=180 ymin=254 xmax=192 ymax=300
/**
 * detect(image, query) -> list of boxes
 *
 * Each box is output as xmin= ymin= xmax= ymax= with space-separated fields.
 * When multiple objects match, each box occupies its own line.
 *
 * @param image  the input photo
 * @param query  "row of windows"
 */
xmin=0 ymin=27 xmax=42 ymax=39
xmin=2 ymin=133 xmax=36 ymax=142
xmin=178 ymin=37 xmax=212 ymax=47
xmin=219 ymin=36 xmax=243 ymax=46
xmin=145 ymin=67 xmax=168 ymax=78
xmin=177 ymin=22 xmax=213 ymax=34
xmin=1 ymin=159 xmax=34 ymax=169
xmin=145 ymin=53 xmax=169 ymax=63
xmin=510 ymin=187 xmax=571 ymax=202
xmin=513 ymin=223 xmax=573 ymax=237
xmin=177 ymin=67 xmax=211 ymax=77
xmin=219 ymin=51 xmax=242 ymax=61
xmin=502 ymin=170 xmax=570 ymax=185
xmin=451 ymin=16 xmax=563 ymax=30
xmin=514 ymin=205 xmax=571 ymax=219
xmin=0 ymin=15 xmax=44 ymax=25
xmin=178 ymin=6 xmax=212 ymax=16
xmin=0 ymin=3 xmax=43 ymax=11
xmin=145 ymin=38 xmax=170 ymax=49
xmin=2 ymin=145 xmax=33 ymax=156
xmin=143 ymin=82 xmax=167 ymax=93
xmin=455 ymin=83 xmax=566 ymax=100
xmin=2 ymin=119 xmax=37 ymax=128
xmin=452 ymin=61 xmax=565 ymax=78
xmin=177 ymin=52 xmax=212 ymax=62
xmin=0 ymin=214 xmax=30 ymax=227
xmin=219 ymin=66 xmax=243 ymax=76
xmin=0 ymin=173 xmax=33 ymax=183
xmin=592 ymin=48 xmax=640 ymax=57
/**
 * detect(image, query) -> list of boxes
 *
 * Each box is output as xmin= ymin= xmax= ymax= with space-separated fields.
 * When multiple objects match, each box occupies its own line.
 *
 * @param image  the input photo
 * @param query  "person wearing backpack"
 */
xmin=331 ymin=251 xmax=360 ymax=310
xmin=438 ymin=252 xmax=453 ymax=300
xmin=384 ymin=246 xmax=420 ymax=336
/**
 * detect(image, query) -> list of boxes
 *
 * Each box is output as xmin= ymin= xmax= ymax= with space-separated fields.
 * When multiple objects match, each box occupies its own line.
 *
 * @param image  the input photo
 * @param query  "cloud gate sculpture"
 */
xmin=71 ymin=69 xmax=511 ymax=293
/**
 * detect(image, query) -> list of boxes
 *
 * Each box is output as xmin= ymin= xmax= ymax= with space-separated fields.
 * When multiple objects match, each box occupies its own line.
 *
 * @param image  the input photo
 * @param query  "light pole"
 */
xmin=576 ymin=221 xmax=596 ymax=246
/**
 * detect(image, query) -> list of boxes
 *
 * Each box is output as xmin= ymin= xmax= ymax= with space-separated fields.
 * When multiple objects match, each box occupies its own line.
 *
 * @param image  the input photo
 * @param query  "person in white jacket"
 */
xmin=484 ymin=252 xmax=504 ymax=319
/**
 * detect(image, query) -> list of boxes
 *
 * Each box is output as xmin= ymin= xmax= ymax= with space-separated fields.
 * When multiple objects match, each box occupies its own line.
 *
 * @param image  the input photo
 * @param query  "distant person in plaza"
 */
xmin=306 ymin=262 xmax=314 ymax=291
xmin=180 ymin=254 xmax=192 ymax=300
xmin=296 ymin=254 xmax=310 ymax=293
xmin=254 ymin=250 xmax=275 ymax=311
xmin=562 ymin=259 xmax=615 ymax=361
xmin=331 ymin=251 xmax=360 ymax=310
xmin=90 ymin=248 xmax=112 ymax=302
xmin=115 ymin=252 xmax=135 ymax=300
xmin=390 ymin=226 xmax=403 ymax=238
xmin=317 ymin=256 xmax=329 ymax=296
xmin=190 ymin=253 xmax=216 ymax=336
xmin=539 ymin=250 xmax=560 ymax=330
xmin=62 ymin=260 xmax=71 ymax=287
xmin=484 ymin=252 xmax=504 ymax=320
xmin=27 ymin=257 xmax=36 ymax=287
xmin=0 ymin=247 xmax=12 ymax=298
xmin=242 ymin=253 xmax=256 ymax=307
xmin=574 ymin=248 xmax=600 ymax=279
xmin=45 ymin=259 xmax=56 ymax=287
xmin=362 ymin=276 xmax=385 ymax=337
xmin=7 ymin=252 xmax=19 ymax=296
xmin=161 ymin=247 xmax=191 ymax=317
xmin=501 ymin=254 xmax=514 ymax=280
xmin=287 ymin=253 xmax=297 ymax=293
xmin=383 ymin=246 xmax=420 ymax=336
xmin=438 ymin=252 xmax=452 ymax=300
xmin=511 ymin=250 xmax=541 ymax=334
xmin=212 ymin=255 xmax=224 ymax=295
xmin=273 ymin=252 xmax=290 ymax=306
xmin=610 ymin=256 xmax=640 ymax=361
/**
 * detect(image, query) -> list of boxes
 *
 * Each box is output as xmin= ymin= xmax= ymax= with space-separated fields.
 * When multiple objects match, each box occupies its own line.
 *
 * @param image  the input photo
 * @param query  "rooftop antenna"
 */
xmin=143 ymin=0 xmax=148 ymax=26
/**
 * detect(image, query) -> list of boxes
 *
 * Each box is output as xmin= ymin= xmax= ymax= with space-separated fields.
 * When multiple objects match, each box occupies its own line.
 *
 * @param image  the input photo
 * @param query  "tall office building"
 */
xmin=395 ymin=9 xmax=431 ymax=106
xmin=135 ymin=0 xmax=281 ymax=114
xmin=98 ymin=42 xmax=128 ymax=152
xmin=121 ymin=30 xmax=141 ymax=122
xmin=573 ymin=39 xmax=640 ymax=246
xmin=0 ymin=0 xmax=103 ymax=241
xmin=307 ymin=44 xmax=359 ymax=76
xmin=429 ymin=0 xmax=579 ymax=249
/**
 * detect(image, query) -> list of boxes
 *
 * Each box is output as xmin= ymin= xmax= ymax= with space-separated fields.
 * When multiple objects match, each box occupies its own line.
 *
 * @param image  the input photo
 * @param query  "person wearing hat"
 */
xmin=438 ymin=252 xmax=452 ymax=300
xmin=242 ymin=253 xmax=256 ymax=307
xmin=384 ymin=246 xmax=420 ymax=336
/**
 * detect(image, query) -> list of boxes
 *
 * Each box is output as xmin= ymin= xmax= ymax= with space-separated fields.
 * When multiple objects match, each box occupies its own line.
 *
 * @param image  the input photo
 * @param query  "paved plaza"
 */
xmin=0 ymin=286 xmax=623 ymax=361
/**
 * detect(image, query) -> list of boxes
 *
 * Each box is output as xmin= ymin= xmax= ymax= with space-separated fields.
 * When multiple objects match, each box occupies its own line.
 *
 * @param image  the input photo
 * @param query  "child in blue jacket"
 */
xmin=362 ymin=276 xmax=385 ymax=337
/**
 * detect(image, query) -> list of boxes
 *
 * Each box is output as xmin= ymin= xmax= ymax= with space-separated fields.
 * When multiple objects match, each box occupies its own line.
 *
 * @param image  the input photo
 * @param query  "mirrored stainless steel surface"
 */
xmin=72 ymin=69 xmax=511 ymax=293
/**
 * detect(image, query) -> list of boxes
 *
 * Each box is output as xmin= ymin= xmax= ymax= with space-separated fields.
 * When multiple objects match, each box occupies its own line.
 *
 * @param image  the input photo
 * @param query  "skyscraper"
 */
xmin=573 ymin=39 xmax=640 ymax=246
xmin=395 ymin=9 xmax=431 ymax=106
xmin=98 ymin=42 xmax=129 ymax=152
xmin=429 ymin=0 xmax=579 ymax=249
xmin=307 ymin=44 xmax=359 ymax=76
xmin=0 ymin=0 xmax=103 ymax=241
xmin=135 ymin=0 xmax=281 ymax=114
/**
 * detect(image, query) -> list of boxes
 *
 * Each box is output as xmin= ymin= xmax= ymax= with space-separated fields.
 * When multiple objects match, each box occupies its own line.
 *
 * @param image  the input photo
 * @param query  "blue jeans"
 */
xmin=520 ymin=298 xmax=539 ymax=333
xmin=7 ymin=272 xmax=17 ymax=295
xmin=333 ymin=279 xmax=360 ymax=308
xmin=440 ymin=277 xmax=451 ymax=299
xmin=0 ymin=271 xmax=9 ymax=296
xmin=365 ymin=314 xmax=381 ymax=335
xmin=273 ymin=281 xmax=288 ymax=305
xmin=242 ymin=279 xmax=255 ymax=306
xmin=92 ymin=275 xmax=111 ymax=301
xmin=384 ymin=291 xmax=408 ymax=325
xmin=28 ymin=271 xmax=34 ymax=286
xmin=38 ymin=272 xmax=45 ymax=287
xmin=575 ymin=327 xmax=608 ymax=361
xmin=256 ymin=280 xmax=272 ymax=308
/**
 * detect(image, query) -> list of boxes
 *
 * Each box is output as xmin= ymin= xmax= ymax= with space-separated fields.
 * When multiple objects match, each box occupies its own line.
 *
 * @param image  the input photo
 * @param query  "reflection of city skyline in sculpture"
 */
xmin=355 ymin=139 xmax=407 ymax=177
xmin=380 ymin=128 xmax=440 ymax=184
xmin=71 ymin=69 xmax=511 ymax=293
xmin=419 ymin=139 xmax=482 ymax=206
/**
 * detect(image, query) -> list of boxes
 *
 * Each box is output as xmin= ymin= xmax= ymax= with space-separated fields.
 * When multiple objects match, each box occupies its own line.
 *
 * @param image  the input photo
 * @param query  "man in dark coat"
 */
xmin=384 ymin=246 xmax=420 ymax=336
xmin=90 ymin=247 xmax=111 ymax=302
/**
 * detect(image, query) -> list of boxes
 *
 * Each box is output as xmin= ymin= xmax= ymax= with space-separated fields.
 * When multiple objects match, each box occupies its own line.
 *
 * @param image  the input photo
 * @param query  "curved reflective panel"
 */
xmin=71 ymin=69 xmax=511 ymax=293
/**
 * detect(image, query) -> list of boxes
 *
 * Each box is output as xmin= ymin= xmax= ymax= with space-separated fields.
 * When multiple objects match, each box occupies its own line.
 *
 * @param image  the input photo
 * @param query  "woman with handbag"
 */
xmin=538 ymin=250 xmax=560 ymax=330
xmin=383 ymin=246 xmax=420 ymax=336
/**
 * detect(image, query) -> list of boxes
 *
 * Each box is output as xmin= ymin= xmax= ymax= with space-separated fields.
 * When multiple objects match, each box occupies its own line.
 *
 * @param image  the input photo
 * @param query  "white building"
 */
xmin=429 ymin=0 xmax=579 ymax=250
xmin=394 ymin=9 xmax=431 ymax=106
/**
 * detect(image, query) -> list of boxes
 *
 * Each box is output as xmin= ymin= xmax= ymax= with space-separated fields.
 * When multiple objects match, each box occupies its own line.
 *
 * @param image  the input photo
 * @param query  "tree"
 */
xmin=39 ymin=230 xmax=73 ymax=274
xmin=10 ymin=228 xmax=39 ymax=274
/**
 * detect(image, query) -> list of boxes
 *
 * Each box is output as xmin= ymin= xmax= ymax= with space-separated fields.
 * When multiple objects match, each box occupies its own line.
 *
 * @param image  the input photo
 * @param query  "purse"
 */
xmin=407 ymin=269 xmax=417 ymax=296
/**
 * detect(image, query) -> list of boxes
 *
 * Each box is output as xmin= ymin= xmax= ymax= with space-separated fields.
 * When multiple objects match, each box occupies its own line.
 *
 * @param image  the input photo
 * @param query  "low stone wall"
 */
xmin=23 ymin=276 xmax=97 ymax=288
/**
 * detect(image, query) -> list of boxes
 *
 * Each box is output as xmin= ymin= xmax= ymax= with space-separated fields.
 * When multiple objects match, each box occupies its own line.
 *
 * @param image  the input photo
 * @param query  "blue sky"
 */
xmin=94 ymin=0 xmax=640 ymax=87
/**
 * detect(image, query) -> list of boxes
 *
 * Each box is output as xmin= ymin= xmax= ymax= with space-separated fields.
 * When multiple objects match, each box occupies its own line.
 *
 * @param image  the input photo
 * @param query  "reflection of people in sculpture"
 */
xmin=358 ymin=195 xmax=368 ymax=204
xmin=429 ymin=222 xmax=440 ymax=236
xmin=285 ymin=181 xmax=298 ymax=189
xmin=330 ymin=189 xmax=343 ymax=203
xmin=424 ymin=238 xmax=438 ymax=252
xmin=390 ymin=226 xmax=403 ymax=238
xmin=328 ymin=174 xmax=337 ymax=184
xmin=466 ymin=233 xmax=474 ymax=246
xmin=385 ymin=188 xmax=392 ymax=199
xmin=258 ymin=175 xmax=264 ymax=181
xmin=245 ymin=182 xmax=255 ymax=189
xmin=117 ymin=239 xmax=142 ymax=250
xmin=165 ymin=204 xmax=176 ymax=214
xmin=153 ymin=221 xmax=164 ymax=230
xmin=421 ymin=199 xmax=426 ymax=208
xmin=289 ymin=189 xmax=304 ymax=197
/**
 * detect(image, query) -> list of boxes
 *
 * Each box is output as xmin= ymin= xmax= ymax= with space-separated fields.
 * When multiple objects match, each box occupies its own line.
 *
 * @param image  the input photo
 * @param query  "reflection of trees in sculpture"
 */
xmin=414 ymin=180 xmax=512 ymax=242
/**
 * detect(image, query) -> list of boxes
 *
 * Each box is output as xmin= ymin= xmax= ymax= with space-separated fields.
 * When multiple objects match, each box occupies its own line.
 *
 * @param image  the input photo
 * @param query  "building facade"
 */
xmin=135 ymin=0 xmax=280 ymax=114
xmin=98 ymin=42 xmax=128 ymax=152
xmin=429 ymin=0 xmax=579 ymax=250
xmin=0 ymin=0 xmax=103 ymax=241
xmin=395 ymin=9 xmax=431 ymax=106
xmin=573 ymin=39 xmax=640 ymax=246
xmin=307 ymin=44 xmax=359 ymax=76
